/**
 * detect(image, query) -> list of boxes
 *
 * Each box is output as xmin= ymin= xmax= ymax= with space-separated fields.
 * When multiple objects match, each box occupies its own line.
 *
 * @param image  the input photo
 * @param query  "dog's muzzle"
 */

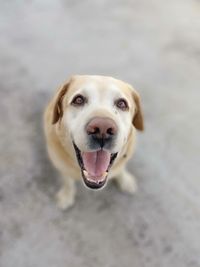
xmin=73 ymin=117 xmax=118 ymax=189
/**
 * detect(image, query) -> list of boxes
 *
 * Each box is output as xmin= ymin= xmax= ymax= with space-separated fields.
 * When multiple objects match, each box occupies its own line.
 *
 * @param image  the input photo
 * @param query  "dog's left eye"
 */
xmin=71 ymin=95 xmax=87 ymax=106
xmin=115 ymin=98 xmax=129 ymax=111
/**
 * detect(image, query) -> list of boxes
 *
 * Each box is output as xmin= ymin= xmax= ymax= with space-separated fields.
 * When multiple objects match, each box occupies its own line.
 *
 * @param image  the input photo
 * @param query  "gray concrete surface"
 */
xmin=0 ymin=0 xmax=200 ymax=266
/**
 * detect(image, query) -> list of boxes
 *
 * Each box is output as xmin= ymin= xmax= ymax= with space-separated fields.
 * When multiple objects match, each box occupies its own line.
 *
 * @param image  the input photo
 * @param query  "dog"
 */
xmin=44 ymin=75 xmax=144 ymax=209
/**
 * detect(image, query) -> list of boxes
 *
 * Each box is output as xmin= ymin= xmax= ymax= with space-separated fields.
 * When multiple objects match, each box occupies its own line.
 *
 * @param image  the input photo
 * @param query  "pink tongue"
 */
xmin=82 ymin=150 xmax=110 ymax=177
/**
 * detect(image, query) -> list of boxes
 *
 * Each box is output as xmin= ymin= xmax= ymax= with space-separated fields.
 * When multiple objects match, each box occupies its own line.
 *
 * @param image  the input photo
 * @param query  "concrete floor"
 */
xmin=0 ymin=0 xmax=200 ymax=266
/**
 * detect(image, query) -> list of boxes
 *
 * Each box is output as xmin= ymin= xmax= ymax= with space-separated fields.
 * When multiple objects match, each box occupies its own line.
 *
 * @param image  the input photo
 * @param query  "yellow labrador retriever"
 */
xmin=44 ymin=75 xmax=144 ymax=209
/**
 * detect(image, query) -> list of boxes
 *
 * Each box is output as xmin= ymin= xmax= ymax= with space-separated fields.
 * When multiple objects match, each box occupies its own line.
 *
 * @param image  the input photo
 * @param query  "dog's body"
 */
xmin=44 ymin=75 xmax=144 ymax=209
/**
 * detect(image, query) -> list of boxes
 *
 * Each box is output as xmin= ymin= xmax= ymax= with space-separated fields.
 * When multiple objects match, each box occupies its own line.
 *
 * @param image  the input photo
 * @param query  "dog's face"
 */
xmin=52 ymin=75 xmax=143 ymax=189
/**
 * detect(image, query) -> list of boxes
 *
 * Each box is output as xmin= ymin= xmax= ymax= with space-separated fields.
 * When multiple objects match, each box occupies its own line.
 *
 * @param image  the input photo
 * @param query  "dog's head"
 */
xmin=52 ymin=75 xmax=144 ymax=189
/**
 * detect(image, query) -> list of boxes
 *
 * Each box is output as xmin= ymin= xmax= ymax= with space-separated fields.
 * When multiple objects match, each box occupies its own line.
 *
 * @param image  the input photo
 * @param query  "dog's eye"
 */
xmin=115 ymin=98 xmax=129 ymax=111
xmin=71 ymin=95 xmax=87 ymax=106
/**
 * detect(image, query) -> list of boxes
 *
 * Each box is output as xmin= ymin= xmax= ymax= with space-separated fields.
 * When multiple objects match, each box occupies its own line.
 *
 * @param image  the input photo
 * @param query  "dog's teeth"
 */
xmin=83 ymin=170 xmax=108 ymax=180
xmin=83 ymin=170 xmax=89 ymax=177
xmin=102 ymin=172 xmax=108 ymax=178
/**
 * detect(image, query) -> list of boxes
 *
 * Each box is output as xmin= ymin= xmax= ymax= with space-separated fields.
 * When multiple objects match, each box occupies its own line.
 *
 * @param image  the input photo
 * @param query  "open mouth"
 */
xmin=73 ymin=142 xmax=118 ymax=189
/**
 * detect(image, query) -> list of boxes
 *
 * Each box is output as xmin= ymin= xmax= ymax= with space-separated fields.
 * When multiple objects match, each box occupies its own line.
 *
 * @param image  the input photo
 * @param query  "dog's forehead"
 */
xmin=68 ymin=75 xmax=132 ymax=100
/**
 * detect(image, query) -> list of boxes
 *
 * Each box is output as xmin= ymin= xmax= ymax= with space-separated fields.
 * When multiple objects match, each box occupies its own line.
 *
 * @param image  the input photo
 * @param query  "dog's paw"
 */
xmin=56 ymin=188 xmax=75 ymax=210
xmin=116 ymin=170 xmax=137 ymax=194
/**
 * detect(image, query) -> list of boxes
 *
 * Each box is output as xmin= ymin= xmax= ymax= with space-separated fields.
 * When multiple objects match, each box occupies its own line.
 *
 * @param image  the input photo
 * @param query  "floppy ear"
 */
xmin=52 ymin=81 xmax=71 ymax=124
xmin=132 ymin=91 xmax=144 ymax=131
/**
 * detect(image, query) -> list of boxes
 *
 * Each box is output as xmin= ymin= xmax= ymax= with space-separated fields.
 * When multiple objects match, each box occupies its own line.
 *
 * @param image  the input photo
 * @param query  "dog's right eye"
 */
xmin=71 ymin=95 xmax=87 ymax=106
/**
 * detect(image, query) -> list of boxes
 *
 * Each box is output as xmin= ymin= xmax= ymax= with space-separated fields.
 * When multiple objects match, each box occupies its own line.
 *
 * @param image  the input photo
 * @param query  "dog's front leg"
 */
xmin=56 ymin=175 xmax=76 ymax=210
xmin=115 ymin=168 xmax=138 ymax=194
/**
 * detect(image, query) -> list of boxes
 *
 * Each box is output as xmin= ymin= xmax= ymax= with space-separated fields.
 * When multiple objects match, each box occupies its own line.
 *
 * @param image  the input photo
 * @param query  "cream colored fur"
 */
xmin=44 ymin=75 xmax=144 ymax=209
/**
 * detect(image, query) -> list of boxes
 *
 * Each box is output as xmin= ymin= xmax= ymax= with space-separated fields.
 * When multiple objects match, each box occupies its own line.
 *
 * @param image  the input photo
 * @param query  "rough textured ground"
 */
xmin=0 ymin=1 xmax=200 ymax=266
